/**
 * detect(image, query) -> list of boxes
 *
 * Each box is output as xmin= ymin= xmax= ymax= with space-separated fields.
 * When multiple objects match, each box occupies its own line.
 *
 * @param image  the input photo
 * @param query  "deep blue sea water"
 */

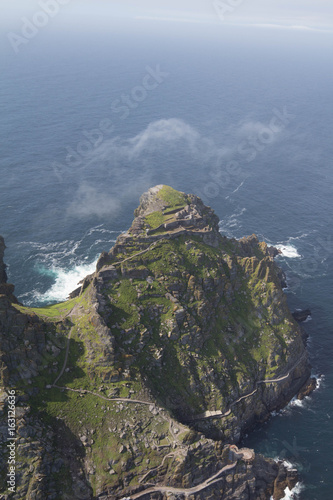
xmin=1 ymin=20 xmax=332 ymax=499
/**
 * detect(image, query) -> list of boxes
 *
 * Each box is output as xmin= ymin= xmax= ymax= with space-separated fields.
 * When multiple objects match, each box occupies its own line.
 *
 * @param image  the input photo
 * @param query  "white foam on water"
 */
xmin=270 ymin=408 xmax=285 ymax=418
xmin=281 ymin=374 xmax=324 ymax=414
xmin=33 ymin=260 xmax=98 ymax=304
xmin=313 ymin=373 xmax=325 ymax=390
xmin=87 ymin=225 xmax=120 ymax=236
xmin=270 ymin=468 xmax=304 ymax=499
xmin=288 ymin=233 xmax=310 ymax=242
xmin=219 ymin=207 xmax=247 ymax=237
xmin=275 ymin=244 xmax=301 ymax=258
xmin=288 ymin=396 xmax=306 ymax=409
xmin=282 ymin=459 xmax=296 ymax=470
xmin=17 ymin=224 xmax=123 ymax=306
xmin=281 ymin=482 xmax=304 ymax=499
xmin=225 ymin=179 xmax=247 ymax=199
xmin=22 ymin=239 xmax=83 ymax=262
xmin=21 ymin=226 xmax=121 ymax=264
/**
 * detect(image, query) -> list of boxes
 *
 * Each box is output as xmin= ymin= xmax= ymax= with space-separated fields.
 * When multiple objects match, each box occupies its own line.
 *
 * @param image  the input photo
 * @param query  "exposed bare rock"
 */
xmin=292 ymin=309 xmax=311 ymax=322
xmin=297 ymin=376 xmax=317 ymax=400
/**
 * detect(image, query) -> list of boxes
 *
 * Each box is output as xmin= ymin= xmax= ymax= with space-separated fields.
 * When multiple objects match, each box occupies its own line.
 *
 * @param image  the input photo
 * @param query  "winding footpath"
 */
xmin=52 ymin=384 xmax=153 ymax=407
xmin=112 ymin=241 xmax=159 ymax=267
xmin=52 ymin=328 xmax=73 ymax=387
xmin=49 ymin=326 xmax=307 ymax=423
xmin=129 ymin=461 xmax=238 ymax=499
xmin=109 ymin=223 xmax=213 ymax=269
xmin=191 ymin=351 xmax=308 ymax=421
xmin=44 ymin=253 xmax=308 ymax=500
xmin=48 ymin=250 xmax=307 ymax=423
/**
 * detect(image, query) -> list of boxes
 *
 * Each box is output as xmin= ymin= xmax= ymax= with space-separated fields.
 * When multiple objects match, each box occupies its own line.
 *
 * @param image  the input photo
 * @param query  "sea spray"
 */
xmin=31 ymin=260 xmax=98 ymax=304
xmin=275 ymin=244 xmax=301 ymax=259
xmin=281 ymin=482 xmax=304 ymax=499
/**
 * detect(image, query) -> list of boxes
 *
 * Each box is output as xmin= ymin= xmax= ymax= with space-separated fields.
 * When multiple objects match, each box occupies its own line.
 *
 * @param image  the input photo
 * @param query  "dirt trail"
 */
xmin=129 ymin=461 xmax=238 ymax=499
xmin=192 ymin=352 xmax=307 ymax=421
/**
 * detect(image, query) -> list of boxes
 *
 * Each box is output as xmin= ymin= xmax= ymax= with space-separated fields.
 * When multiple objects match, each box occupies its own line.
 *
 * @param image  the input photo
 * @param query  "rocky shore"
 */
xmin=0 ymin=186 xmax=315 ymax=499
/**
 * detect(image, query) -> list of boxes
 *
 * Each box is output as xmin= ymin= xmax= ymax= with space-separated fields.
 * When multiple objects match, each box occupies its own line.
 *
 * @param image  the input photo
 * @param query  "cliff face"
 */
xmin=0 ymin=186 xmax=311 ymax=500
xmin=0 ymin=236 xmax=7 ymax=284
xmin=89 ymin=185 xmax=310 ymax=441
xmin=0 ymin=241 xmax=92 ymax=499
xmin=0 ymin=242 xmax=46 ymax=387
xmin=0 ymin=236 xmax=17 ymax=306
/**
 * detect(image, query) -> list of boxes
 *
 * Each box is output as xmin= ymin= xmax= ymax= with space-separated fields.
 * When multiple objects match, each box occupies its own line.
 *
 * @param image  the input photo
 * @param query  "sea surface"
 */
xmin=1 ymin=20 xmax=332 ymax=499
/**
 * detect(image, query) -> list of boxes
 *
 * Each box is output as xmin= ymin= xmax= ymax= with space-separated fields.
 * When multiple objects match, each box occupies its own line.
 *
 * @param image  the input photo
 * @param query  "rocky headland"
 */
xmin=0 ymin=186 xmax=315 ymax=499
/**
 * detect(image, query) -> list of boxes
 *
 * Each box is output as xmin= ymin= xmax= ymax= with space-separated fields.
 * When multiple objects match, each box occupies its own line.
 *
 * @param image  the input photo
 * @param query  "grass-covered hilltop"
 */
xmin=0 ymin=186 xmax=315 ymax=499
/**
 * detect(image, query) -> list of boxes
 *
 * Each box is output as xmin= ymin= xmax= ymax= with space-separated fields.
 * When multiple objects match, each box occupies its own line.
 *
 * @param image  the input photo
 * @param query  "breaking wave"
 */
xmin=17 ymin=224 xmax=121 ymax=306
xmin=281 ymin=482 xmax=304 ymax=499
xmin=32 ymin=260 xmax=98 ymax=304
xmin=270 ymin=476 xmax=304 ymax=500
xmin=275 ymin=244 xmax=301 ymax=258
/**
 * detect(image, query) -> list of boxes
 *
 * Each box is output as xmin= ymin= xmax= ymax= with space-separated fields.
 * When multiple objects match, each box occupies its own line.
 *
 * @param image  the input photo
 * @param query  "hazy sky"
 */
xmin=126 ymin=0 xmax=333 ymax=30
xmin=2 ymin=0 xmax=333 ymax=32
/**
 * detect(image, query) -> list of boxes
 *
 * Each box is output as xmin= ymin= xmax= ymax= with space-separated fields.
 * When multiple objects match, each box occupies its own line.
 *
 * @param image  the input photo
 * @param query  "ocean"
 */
xmin=1 ymin=20 xmax=332 ymax=499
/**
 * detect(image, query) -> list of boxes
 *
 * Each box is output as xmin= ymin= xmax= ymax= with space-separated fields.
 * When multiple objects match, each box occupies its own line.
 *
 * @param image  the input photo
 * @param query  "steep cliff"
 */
xmin=0 ymin=236 xmax=7 ymax=284
xmin=82 ymin=185 xmax=310 ymax=442
xmin=0 ymin=186 xmax=312 ymax=499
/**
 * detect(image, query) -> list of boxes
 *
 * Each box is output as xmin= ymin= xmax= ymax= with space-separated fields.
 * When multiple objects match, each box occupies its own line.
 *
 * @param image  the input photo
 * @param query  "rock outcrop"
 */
xmin=0 ymin=236 xmax=7 ymax=284
xmin=0 ymin=242 xmax=46 ymax=386
xmin=0 ymin=236 xmax=17 ymax=305
xmin=292 ymin=309 xmax=311 ymax=322
xmin=0 ymin=186 xmax=313 ymax=499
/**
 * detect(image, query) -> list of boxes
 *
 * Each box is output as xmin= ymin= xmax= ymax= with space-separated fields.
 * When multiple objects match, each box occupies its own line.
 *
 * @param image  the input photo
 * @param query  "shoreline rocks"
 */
xmin=0 ymin=236 xmax=7 ymax=284
xmin=297 ymin=376 xmax=317 ymax=400
xmin=292 ymin=309 xmax=311 ymax=322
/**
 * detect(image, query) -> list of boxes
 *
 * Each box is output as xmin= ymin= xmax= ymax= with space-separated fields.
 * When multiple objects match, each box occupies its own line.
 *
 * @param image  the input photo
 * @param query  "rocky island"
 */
xmin=0 ymin=186 xmax=314 ymax=499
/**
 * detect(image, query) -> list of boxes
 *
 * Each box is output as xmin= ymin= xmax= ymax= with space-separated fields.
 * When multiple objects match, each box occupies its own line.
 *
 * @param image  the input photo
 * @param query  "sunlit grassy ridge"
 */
xmin=144 ymin=186 xmax=190 ymax=230
xmin=14 ymin=295 xmax=81 ymax=320
xmin=158 ymin=185 xmax=189 ymax=207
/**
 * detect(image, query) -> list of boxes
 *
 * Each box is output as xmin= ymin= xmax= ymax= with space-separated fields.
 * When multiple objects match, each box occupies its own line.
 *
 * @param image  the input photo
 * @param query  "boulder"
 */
xmin=292 ymin=309 xmax=311 ymax=322
xmin=297 ymin=377 xmax=317 ymax=400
